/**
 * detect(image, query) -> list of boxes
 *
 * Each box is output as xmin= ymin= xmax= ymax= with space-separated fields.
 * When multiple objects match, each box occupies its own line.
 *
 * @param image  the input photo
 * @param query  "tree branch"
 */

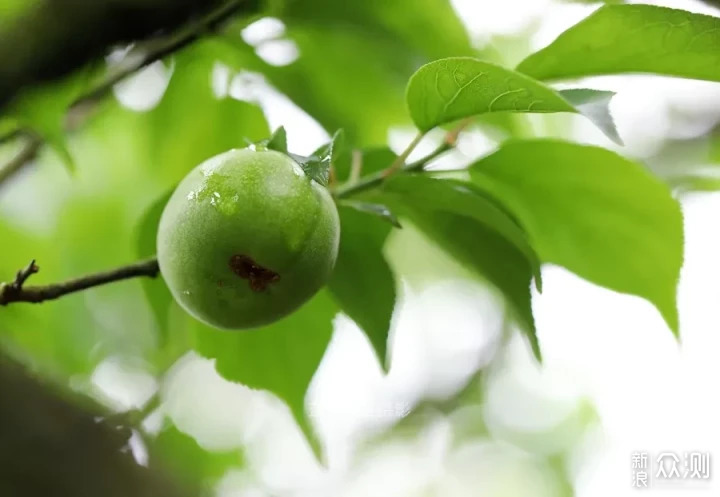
xmin=0 ymin=258 xmax=159 ymax=306
xmin=0 ymin=353 xmax=189 ymax=497
xmin=0 ymin=0 xmax=259 ymax=189
xmin=0 ymin=128 xmax=23 ymax=146
xmin=0 ymin=0 xmax=260 ymax=110
xmin=74 ymin=0 xmax=250 ymax=108
xmin=0 ymin=131 xmax=43 ymax=187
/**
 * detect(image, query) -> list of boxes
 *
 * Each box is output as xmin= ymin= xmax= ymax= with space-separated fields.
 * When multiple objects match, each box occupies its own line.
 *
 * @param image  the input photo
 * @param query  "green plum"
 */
xmin=157 ymin=148 xmax=340 ymax=329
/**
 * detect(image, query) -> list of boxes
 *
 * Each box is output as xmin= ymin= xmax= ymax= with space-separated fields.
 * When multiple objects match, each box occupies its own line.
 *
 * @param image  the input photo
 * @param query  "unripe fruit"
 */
xmin=157 ymin=148 xmax=340 ymax=329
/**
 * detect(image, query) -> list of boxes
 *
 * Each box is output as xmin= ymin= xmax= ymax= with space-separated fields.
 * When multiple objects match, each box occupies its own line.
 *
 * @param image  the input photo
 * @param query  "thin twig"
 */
xmin=334 ymin=147 xmax=446 ymax=199
xmin=0 ymin=258 xmax=159 ymax=306
xmin=328 ymin=163 xmax=337 ymax=188
xmin=0 ymin=132 xmax=43 ymax=187
xmin=445 ymin=118 xmax=473 ymax=146
xmin=0 ymin=128 xmax=22 ymax=146
xmin=0 ymin=1 xmax=251 ymax=189
xmin=74 ymin=0 xmax=247 ymax=108
xmin=335 ymin=121 xmax=472 ymax=199
xmin=10 ymin=260 xmax=39 ymax=290
xmin=105 ymin=391 xmax=163 ymax=429
xmin=136 ymin=391 xmax=162 ymax=421
xmin=405 ymin=118 xmax=473 ymax=172
xmin=349 ymin=149 xmax=363 ymax=184
xmin=0 ymin=0 xmax=260 ymax=110
xmin=335 ymin=142 xmax=447 ymax=199
xmin=381 ymin=131 xmax=425 ymax=178
xmin=404 ymin=142 xmax=452 ymax=172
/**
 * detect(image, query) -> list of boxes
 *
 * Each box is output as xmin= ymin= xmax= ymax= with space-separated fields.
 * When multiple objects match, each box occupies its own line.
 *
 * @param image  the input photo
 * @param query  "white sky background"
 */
xmin=89 ymin=1 xmax=720 ymax=496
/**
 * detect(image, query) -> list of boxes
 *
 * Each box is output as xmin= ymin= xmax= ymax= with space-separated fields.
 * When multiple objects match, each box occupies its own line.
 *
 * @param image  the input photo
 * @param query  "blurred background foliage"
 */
xmin=3 ymin=0 xmax=718 ymax=495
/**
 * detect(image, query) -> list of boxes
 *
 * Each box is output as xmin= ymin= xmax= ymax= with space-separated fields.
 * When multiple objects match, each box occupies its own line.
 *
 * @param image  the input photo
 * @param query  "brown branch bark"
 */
xmin=0 ymin=258 xmax=159 ymax=306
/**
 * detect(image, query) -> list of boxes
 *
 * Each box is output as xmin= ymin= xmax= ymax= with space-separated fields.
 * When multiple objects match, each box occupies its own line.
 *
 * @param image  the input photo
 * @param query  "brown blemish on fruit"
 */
xmin=229 ymin=254 xmax=280 ymax=292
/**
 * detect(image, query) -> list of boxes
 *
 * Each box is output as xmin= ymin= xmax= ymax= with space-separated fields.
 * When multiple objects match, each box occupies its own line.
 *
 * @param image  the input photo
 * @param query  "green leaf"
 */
xmin=0 ymin=0 xmax=40 ymax=27
xmin=231 ymin=26 xmax=412 ymax=145
xmin=134 ymin=189 xmax=195 ymax=373
xmin=0 ymin=118 xmax=18 ymax=137
xmin=405 ymin=57 xmax=621 ymax=144
xmin=300 ymin=158 xmax=330 ymax=186
xmin=280 ymin=0 xmax=473 ymax=61
xmin=150 ymin=41 xmax=270 ymax=186
xmin=382 ymin=175 xmax=543 ymax=290
xmin=240 ymin=0 xmax=472 ymax=145
xmin=517 ymin=4 xmax=720 ymax=82
xmin=375 ymin=192 xmax=540 ymax=360
xmin=469 ymin=140 xmax=683 ymax=335
xmin=558 ymin=89 xmax=621 ymax=145
xmin=315 ymin=129 xmax=345 ymax=163
xmin=192 ymin=290 xmax=339 ymax=461
xmin=296 ymin=129 xmax=344 ymax=186
xmin=149 ymin=424 xmax=243 ymax=495
xmin=328 ymin=206 xmax=397 ymax=369
xmin=340 ymin=200 xmax=402 ymax=228
xmin=9 ymin=70 xmax=89 ymax=172
xmin=261 ymin=126 xmax=288 ymax=154
xmin=135 ymin=190 xmax=174 ymax=348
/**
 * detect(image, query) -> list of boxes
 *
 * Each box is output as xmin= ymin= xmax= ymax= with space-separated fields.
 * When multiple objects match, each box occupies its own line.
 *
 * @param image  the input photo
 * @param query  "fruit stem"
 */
xmin=334 ymin=121 xmax=471 ymax=199
xmin=333 ymin=144 xmax=442 ymax=198
xmin=381 ymin=131 xmax=425 ymax=179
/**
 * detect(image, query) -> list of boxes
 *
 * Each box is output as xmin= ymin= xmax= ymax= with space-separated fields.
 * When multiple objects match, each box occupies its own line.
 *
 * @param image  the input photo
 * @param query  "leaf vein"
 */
xmin=442 ymin=71 xmax=487 ymax=114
